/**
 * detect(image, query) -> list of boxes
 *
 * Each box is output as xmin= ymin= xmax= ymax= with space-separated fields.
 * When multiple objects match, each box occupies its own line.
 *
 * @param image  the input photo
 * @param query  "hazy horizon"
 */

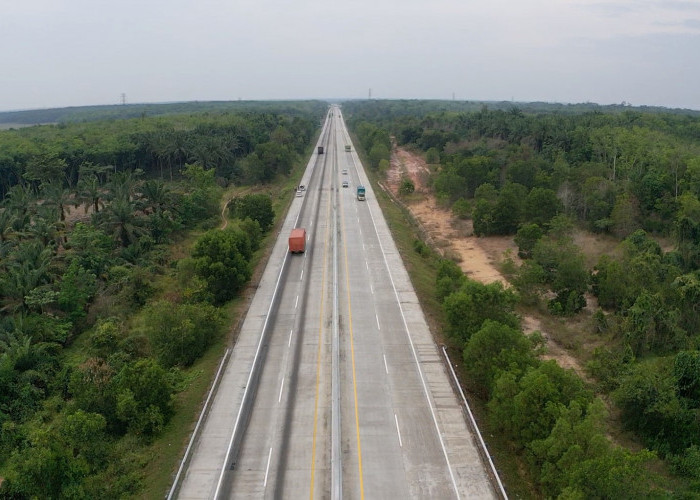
xmin=2 ymin=0 xmax=699 ymax=112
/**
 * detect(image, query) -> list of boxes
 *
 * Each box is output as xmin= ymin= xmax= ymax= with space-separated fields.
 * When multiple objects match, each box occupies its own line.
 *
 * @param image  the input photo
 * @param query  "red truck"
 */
xmin=288 ymin=228 xmax=306 ymax=254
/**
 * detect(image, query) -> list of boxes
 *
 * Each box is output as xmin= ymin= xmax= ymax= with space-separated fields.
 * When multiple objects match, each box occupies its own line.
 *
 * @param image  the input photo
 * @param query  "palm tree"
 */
xmin=0 ymin=241 xmax=54 ymax=313
xmin=40 ymin=181 xmax=71 ymax=222
xmin=138 ymin=179 xmax=172 ymax=215
xmin=28 ymin=205 xmax=64 ymax=248
xmin=0 ymin=208 xmax=16 ymax=243
xmin=3 ymin=183 xmax=35 ymax=218
xmin=98 ymin=196 xmax=146 ymax=247
xmin=77 ymin=174 xmax=105 ymax=214
xmin=106 ymin=170 xmax=143 ymax=203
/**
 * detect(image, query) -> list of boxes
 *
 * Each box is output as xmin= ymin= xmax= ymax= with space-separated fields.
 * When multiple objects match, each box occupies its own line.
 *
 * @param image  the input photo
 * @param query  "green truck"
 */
xmin=356 ymin=185 xmax=366 ymax=201
xmin=345 ymin=145 xmax=351 ymax=152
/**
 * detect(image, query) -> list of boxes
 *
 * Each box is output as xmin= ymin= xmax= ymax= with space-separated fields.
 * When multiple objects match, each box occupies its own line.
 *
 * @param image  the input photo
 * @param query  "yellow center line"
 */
xmin=339 ymin=150 xmax=365 ymax=499
xmin=309 ymin=154 xmax=333 ymax=499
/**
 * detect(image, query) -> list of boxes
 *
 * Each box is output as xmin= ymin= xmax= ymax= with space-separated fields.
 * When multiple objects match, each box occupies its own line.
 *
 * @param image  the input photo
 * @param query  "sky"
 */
xmin=1 ymin=0 xmax=699 ymax=112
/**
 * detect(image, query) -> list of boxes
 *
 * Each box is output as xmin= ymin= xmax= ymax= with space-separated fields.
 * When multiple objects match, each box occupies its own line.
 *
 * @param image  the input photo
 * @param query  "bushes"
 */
xmin=229 ymin=193 xmax=274 ymax=232
xmin=144 ymin=301 xmax=224 ymax=367
xmin=462 ymin=320 xmax=537 ymax=398
xmin=443 ymin=278 xmax=519 ymax=343
xmin=190 ymin=228 xmax=253 ymax=305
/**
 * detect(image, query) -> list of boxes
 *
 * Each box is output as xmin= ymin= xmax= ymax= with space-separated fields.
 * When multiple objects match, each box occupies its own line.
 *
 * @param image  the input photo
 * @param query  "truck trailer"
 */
xmin=288 ymin=228 xmax=306 ymax=253
xmin=356 ymin=185 xmax=366 ymax=201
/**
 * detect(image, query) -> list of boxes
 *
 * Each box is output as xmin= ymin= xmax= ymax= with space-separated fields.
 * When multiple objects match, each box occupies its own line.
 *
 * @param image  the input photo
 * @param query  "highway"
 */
xmin=174 ymin=106 xmax=496 ymax=499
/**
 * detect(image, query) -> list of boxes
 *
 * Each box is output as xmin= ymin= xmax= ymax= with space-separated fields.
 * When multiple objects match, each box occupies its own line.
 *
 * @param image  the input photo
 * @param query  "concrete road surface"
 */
xmin=175 ymin=106 xmax=496 ymax=499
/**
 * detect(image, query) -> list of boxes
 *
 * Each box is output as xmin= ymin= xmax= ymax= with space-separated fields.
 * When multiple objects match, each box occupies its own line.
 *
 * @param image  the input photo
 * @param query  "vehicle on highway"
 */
xmin=299 ymin=184 xmax=305 ymax=191
xmin=317 ymin=146 xmax=324 ymax=154
xmin=342 ymin=180 xmax=349 ymax=188
xmin=345 ymin=145 xmax=351 ymax=152
xmin=288 ymin=228 xmax=306 ymax=253
xmin=296 ymin=189 xmax=303 ymax=197
xmin=357 ymin=185 xmax=366 ymax=200
xmin=342 ymin=169 xmax=348 ymax=175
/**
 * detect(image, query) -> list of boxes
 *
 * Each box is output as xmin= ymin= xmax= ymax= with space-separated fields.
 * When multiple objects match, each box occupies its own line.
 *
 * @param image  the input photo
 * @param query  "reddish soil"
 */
xmin=385 ymin=144 xmax=586 ymax=377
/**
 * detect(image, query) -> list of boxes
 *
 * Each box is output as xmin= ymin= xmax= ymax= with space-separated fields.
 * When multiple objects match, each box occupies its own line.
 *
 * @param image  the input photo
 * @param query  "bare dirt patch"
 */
xmin=385 ymin=144 xmax=586 ymax=378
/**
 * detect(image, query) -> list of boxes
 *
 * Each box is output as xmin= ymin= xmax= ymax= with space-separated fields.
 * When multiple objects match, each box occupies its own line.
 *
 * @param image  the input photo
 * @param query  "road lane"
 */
xmin=175 ymin=106 xmax=497 ymax=499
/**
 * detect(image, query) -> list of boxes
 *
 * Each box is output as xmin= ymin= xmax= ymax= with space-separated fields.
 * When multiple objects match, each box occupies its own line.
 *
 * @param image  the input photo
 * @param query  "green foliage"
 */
xmin=89 ymin=318 xmax=122 ymax=359
xmin=472 ymin=183 xmax=529 ymax=236
xmin=514 ymin=223 xmax=543 ymax=259
xmin=675 ymin=192 xmax=700 ymax=270
xmin=611 ymin=192 xmax=641 ymax=238
xmin=399 ymin=177 xmax=415 ymax=195
xmin=614 ymin=358 xmax=700 ymax=454
xmin=230 ymin=193 xmax=275 ymax=232
xmin=435 ymin=258 xmax=466 ymax=301
xmin=532 ymin=235 xmax=589 ymax=315
xmin=69 ymin=358 xmax=118 ymax=431
xmin=425 ymin=147 xmax=440 ymax=164
xmin=412 ymin=239 xmax=430 ymax=257
xmin=524 ymin=187 xmax=563 ymax=226
xmin=112 ymin=359 xmax=174 ymax=436
xmin=674 ymin=350 xmax=700 ymax=405
xmin=191 ymin=228 xmax=252 ymax=304
xmin=451 ymin=198 xmax=470 ymax=219
xmin=1 ymin=408 xmax=108 ymax=498
xmin=443 ymin=279 xmax=519 ymax=343
xmin=368 ymin=143 xmax=390 ymax=169
xmin=489 ymin=361 xmax=593 ymax=449
xmin=58 ymin=261 xmax=97 ymax=324
xmin=585 ymin=345 xmax=634 ymax=393
xmin=244 ymin=141 xmax=297 ymax=183
xmin=66 ymin=223 xmax=114 ymax=276
xmin=143 ymin=300 xmax=224 ymax=367
xmin=669 ymin=445 xmax=700 ymax=479
xmin=353 ymin=121 xmax=391 ymax=170
xmin=560 ymin=445 xmax=658 ymax=498
xmin=237 ymin=217 xmax=263 ymax=251
xmin=463 ymin=320 xmax=537 ymax=398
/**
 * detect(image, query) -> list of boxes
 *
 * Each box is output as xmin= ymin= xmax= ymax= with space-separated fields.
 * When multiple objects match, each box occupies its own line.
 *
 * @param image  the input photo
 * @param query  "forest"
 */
xmin=344 ymin=99 xmax=700 ymax=497
xmin=0 ymin=101 xmax=324 ymax=497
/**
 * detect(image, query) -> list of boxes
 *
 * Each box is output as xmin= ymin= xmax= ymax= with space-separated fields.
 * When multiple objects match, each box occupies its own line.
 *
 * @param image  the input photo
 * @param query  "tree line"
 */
xmin=0 ymin=102 xmax=321 ymax=497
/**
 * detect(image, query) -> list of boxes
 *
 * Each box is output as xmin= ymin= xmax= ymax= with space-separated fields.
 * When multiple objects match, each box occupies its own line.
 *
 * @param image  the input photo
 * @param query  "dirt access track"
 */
xmin=384 ymin=144 xmax=585 ymax=376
